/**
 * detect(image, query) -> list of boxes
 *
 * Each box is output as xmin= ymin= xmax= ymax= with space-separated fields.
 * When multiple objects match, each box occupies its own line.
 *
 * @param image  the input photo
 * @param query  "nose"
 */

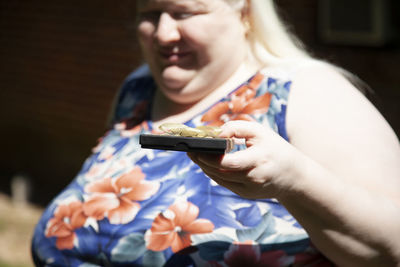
xmin=155 ymin=12 xmax=180 ymax=44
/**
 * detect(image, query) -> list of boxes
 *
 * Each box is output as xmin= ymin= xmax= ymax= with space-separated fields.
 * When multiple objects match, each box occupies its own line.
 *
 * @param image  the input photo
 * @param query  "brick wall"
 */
xmin=1 ymin=0 xmax=399 ymax=205
xmin=277 ymin=0 xmax=400 ymax=135
xmin=0 ymin=1 xmax=142 ymax=204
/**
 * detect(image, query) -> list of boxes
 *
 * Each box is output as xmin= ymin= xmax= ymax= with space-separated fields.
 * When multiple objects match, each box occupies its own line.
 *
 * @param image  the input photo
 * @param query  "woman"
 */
xmin=32 ymin=0 xmax=400 ymax=266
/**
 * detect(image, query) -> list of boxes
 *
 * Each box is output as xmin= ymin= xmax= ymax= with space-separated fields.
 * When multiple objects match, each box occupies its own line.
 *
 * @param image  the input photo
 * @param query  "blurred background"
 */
xmin=0 ymin=0 xmax=399 ymax=266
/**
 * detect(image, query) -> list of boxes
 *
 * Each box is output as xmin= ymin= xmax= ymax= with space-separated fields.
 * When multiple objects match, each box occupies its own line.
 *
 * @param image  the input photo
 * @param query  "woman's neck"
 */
xmin=151 ymin=61 xmax=260 ymax=128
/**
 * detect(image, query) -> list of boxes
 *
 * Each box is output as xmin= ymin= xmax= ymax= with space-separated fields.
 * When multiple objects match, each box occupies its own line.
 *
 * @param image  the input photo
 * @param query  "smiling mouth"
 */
xmin=159 ymin=48 xmax=191 ymax=64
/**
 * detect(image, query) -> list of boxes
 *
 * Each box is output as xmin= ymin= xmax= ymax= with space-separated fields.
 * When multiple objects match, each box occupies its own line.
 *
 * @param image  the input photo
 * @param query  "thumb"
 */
xmin=219 ymin=120 xmax=265 ymax=140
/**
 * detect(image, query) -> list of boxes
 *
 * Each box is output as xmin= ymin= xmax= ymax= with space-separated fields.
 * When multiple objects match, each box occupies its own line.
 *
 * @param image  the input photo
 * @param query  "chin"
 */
xmin=161 ymin=78 xmax=187 ymax=92
xmin=156 ymin=66 xmax=211 ymax=103
xmin=158 ymin=72 xmax=198 ymax=101
xmin=161 ymin=88 xmax=202 ymax=104
xmin=161 ymin=65 xmax=195 ymax=84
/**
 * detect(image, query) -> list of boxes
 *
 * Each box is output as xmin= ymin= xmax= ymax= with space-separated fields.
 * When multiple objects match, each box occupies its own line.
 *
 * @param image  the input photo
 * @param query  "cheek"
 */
xmin=137 ymin=23 xmax=158 ymax=63
xmin=180 ymin=27 xmax=210 ymax=49
xmin=181 ymin=17 xmax=244 ymax=51
xmin=137 ymin=22 xmax=155 ymax=46
xmin=180 ymin=16 xmax=222 ymax=47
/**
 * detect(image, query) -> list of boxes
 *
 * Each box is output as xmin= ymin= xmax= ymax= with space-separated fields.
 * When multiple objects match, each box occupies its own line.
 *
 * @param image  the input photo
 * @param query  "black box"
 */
xmin=139 ymin=134 xmax=234 ymax=154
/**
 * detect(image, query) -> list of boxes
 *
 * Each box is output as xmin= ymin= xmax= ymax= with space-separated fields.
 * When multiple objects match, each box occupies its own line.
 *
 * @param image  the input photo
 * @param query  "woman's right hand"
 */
xmin=188 ymin=120 xmax=302 ymax=199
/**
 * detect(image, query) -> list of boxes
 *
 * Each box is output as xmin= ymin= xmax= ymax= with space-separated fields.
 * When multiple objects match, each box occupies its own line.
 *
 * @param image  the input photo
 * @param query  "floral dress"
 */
xmin=32 ymin=65 xmax=334 ymax=266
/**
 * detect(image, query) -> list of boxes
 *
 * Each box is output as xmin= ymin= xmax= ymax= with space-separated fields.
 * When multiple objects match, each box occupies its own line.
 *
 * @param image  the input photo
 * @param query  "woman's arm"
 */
xmin=283 ymin=64 xmax=400 ymax=266
xmin=278 ymin=152 xmax=400 ymax=267
xmin=189 ymin=65 xmax=400 ymax=266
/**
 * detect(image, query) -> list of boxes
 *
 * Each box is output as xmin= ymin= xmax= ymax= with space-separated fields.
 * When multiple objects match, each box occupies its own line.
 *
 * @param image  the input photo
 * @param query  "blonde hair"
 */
xmin=226 ymin=0 xmax=311 ymax=67
xmin=226 ymin=0 xmax=370 ymax=93
xmin=249 ymin=0 xmax=310 ymax=62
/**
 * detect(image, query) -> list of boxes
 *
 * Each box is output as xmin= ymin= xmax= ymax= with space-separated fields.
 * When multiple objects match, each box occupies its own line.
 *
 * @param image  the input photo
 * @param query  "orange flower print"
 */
xmin=201 ymin=73 xmax=271 ymax=126
xmin=145 ymin=201 xmax=214 ymax=253
xmin=45 ymin=200 xmax=87 ymax=250
xmin=83 ymin=167 xmax=159 ymax=224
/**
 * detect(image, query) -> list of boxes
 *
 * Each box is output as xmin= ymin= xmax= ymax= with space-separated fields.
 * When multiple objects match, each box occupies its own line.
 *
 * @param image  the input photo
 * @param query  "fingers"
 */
xmin=199 ymin=162 xmax=251 ymax=182
xmin=189 ymin=149 xmax=259 ymax=171
xmin=201 ymin=167 xmax=244 ymax=187
xmin=186 ymin=121 xmax=281 ymax=199
xmin=187 ymin=120 xmax=269 ymax=181
xmin=187 ymin=152 xmax=223 ymax=169
xmin=219 ymin=120 xmax=265 ymax=140
xmin=196 ymin=161 xmax=261 ymax=199
xmin=187 ymin=151 xmax=257 ymax=186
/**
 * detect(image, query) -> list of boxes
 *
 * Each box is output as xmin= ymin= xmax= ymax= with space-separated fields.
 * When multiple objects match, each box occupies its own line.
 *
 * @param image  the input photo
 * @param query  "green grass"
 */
xmin=0 ymin=260 xmax=31 ymax=267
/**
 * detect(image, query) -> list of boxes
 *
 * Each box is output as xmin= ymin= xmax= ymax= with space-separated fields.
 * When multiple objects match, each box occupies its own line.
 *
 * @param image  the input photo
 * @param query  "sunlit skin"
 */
xmin=136 ymin=0 xmax=249 ymax=104
xmin=30 ymin=0 xmax=400 ymax=265
xmin=138 ymin=1 xmax=400 ymax=266
xmin=188 ymin=66 xmax=400 ymax=266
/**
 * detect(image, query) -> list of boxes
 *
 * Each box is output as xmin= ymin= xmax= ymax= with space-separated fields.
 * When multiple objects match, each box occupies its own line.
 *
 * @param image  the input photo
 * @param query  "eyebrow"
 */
xmin=137 ymin=0 xmax=207 ymax=12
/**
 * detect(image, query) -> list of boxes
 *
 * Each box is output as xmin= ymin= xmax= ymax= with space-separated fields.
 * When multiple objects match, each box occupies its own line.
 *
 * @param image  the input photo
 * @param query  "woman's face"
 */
xmin=136 ymin=0 xmax=248 ymax=103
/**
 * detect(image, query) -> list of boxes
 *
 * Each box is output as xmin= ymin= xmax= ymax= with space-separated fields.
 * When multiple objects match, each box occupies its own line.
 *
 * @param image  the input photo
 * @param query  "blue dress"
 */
xmin=32 ymin=65 xmax=333 ymax=266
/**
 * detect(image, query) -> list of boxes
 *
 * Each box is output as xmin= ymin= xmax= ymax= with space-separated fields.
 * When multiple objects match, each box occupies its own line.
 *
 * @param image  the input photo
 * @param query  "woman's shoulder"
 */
xmin=257 ymin=60 xmax=341 ymax=110
xmin=285 ymin=59 xmax=372 ymax=137
xmin=110 ymin=65 xmax=156 ymax=124
xmin=260 ymin=59 xmax=329 ymax=81
xmin=123 ymin=64 xmax=152 ymax=81
xmin=118 ymin=64 xmax=155 ymax=99
xmin=286 ymin=59 xmax=366 ymax=119
xmin=285 ymin=59 xmax=400 ymax=182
